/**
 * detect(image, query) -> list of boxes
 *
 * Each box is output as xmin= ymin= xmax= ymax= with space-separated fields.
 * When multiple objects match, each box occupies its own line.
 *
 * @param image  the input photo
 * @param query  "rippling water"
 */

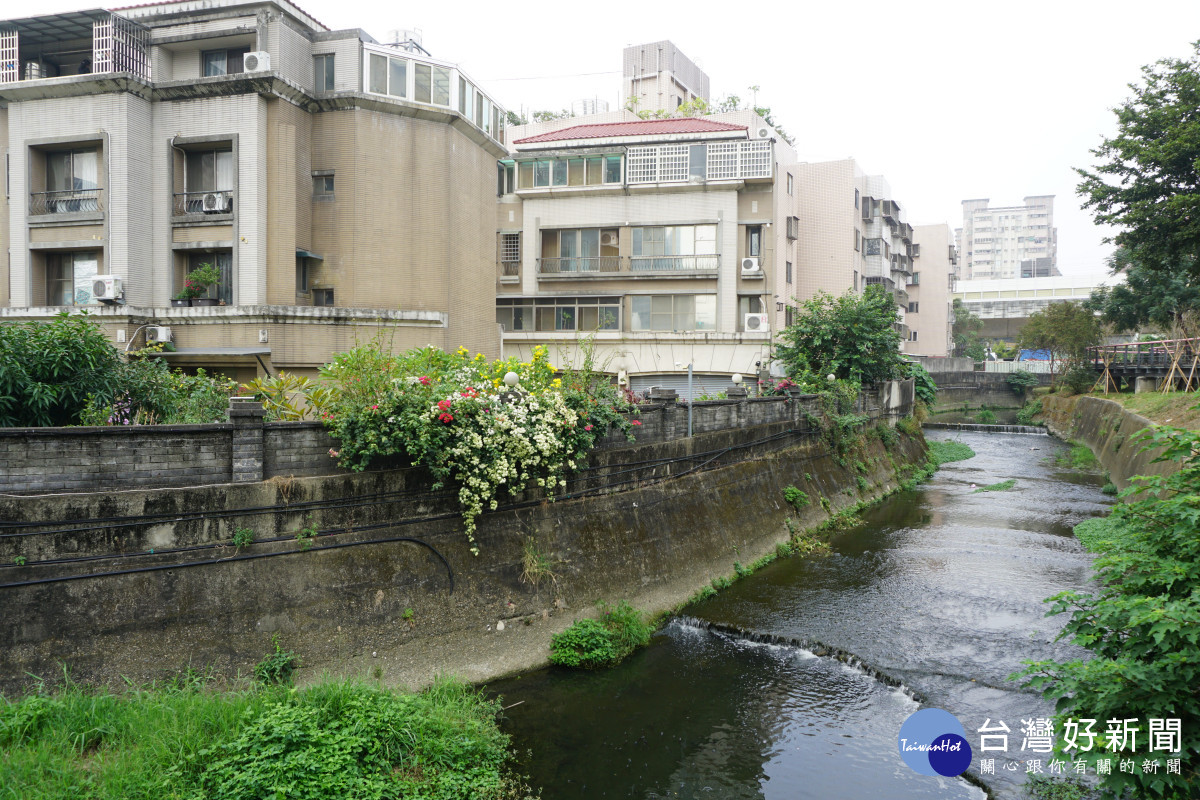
xmin=490 ymin=432 xmax=1112 ymax=799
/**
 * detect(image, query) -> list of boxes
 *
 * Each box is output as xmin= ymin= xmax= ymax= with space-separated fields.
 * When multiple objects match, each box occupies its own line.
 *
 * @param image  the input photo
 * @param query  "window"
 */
xmin=188 ymin=251 xmax=233 ymax=304
xmin=747 ymin=225 xmax=762 ymax=258
xmin=688 ymin=145 xmax=707 ymax=181
xmin=202 ymin=47 xmax=250 ymax=76
xmin=855 ymin=188 xmax=860 ymax=209
xmin=909 ymin=330 xmax=918 ymax=342
xmin=45 ymin=251 xmax=99 ymax=305
xmin=313 ymin=288 xmax=335 ymax=306
xmin=312 ymin=174 xmax=334 ymax=197
xmin=786 ymin=261 xmax=793 ymax=284
xmin=787 ymin=172 xmax=793 ymax=195
xmin=908 ymin=301 xmax=919 ymax=313
xmin=605 ymin=155 xmax=622 ymax=183
xmin=540 ymin=228 xmax=619 ymax=272
xmin=458 ymin=76 xmax=469 ymax=114
xmin=313 ymin=54 xmax=334 ymax=92
xmin=497 ymin=161 xmax=515 ymax=195
xmin=414 ymin=62 xmax=450 ymax=105
xmin=853 ymin=270 xmax=858 ymax=291
xmin=631 ymin=295 xmax=716 ymax=331
xmin=38 ymin=148 xmax=100 ymax=212
xmin=517 ymin=155 xmax=621 ymax=189
xmin=296 ymin=256 xmax=309 ymax=292
xmin=910 ymin=271 xmax=921 ymax=286
xmin=500 ymin=233 xmax=520 ymax=275
xmin=738 ymin=295 xmax=764 ymax=330
xmin=854 ymin=229 xmax=861 ymax=251
xmin=186 ymin=149 xmax=233 ymax=193
xmin=496 ymin=297 xmax=619 ymax=332
xmin=631 ymin=224 xmax=717 ymax=270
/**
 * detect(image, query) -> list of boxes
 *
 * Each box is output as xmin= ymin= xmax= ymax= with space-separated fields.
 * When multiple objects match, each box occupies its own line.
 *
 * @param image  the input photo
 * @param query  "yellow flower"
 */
xmin=552 ymin=378 xmax=562 ymax=387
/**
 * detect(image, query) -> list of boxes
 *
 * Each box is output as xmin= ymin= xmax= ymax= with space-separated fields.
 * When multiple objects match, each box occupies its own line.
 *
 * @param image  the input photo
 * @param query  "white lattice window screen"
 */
xmin=658 ymin=145 xmax=689 ymax=182
xmin=706 ymin=143 xmax=738 ymax=180
xmin=627 ymin=147 xmax=658 ymax=184
xmin=739 ymin=141 xmax=772 ymax=178
xmin=0 ymin=30 xmax=18 ymax=84
xmin=93 ymin=19 xmax=112 ymax=74
xmin=501 ymin=233 xmax=520 ymax=262
xmin=93 ymin=16 xmax=150 ymax=80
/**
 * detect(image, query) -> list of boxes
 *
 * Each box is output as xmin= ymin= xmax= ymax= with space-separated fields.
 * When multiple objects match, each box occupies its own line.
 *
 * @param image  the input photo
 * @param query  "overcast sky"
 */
xmin=35 ymin=0 xmax=1200 ymax=279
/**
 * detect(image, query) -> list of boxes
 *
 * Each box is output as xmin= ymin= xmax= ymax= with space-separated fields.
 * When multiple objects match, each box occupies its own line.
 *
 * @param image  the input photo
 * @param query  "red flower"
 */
xmin=437 ymin=399 xmax=452 ymax=411
xmin=439 ymin=412 xmax=454 ymax=424
xmin=418 ymin=376 xmax=431 ymax=386
xmin=584 ymin=424 xmax=593 ymax=431
xmin=631 ymin=420 xmax=642 ymax=426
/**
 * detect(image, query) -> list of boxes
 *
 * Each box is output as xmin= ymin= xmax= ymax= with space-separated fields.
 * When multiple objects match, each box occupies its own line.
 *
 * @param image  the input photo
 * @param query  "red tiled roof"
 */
xmin=513 ymin=117 xmax=746 ymax=145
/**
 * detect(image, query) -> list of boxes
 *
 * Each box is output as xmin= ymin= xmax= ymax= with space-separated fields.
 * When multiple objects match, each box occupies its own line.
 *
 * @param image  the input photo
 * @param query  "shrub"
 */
xmin=1016 ymin=420 xmax=1200 ymax=799
xmin=905 ymin=361 xmax=938 ymax=406
xmin=782 ymin=485 xmax=810 ymax=511
xmin=977 ymin=408 xmax=997 ymax=424
xmin=549 ymin=601 xmax=653 ymax=669
xmin=254 ymin=634 xmax=299 ymax=686
xmin=1016 ymin=398 xmax=1043 ymax=426
xmin=1057 ymin=363 xmax=1099 ymax=395
xmin=1006 ymin=369 xmax=1041 ymax=396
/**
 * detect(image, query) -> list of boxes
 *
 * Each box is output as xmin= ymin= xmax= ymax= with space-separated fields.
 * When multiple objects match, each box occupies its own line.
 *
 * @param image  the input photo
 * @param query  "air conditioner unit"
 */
xmin=744 ymin=313 xmax=769 ymax=332
xmin=756 ymin=127 xmax=771 ymax=139
xmin=92 ymin=275 xmax=123 ymax=303
xmin=243 ymin=51 xmax=271 ymax=73
xmin=201 ymin=192 xmax=229 ymax=213
xmin=741 ymin=257 xmax=762 ymax=275
xmin=146 ymin=326 xmax=172 ymax=344
xmin=600 ymin=232 xmax=618 ymax=247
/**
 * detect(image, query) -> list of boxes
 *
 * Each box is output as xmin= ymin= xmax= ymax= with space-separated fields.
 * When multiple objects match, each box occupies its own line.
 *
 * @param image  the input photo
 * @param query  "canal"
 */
xmin=489 ymin=431 xmax=1113 ymax=799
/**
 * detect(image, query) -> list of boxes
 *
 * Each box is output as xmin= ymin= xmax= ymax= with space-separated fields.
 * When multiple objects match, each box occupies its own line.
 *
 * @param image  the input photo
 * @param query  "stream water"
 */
xmin=489 ymin=431 xmax=1113 ymax=799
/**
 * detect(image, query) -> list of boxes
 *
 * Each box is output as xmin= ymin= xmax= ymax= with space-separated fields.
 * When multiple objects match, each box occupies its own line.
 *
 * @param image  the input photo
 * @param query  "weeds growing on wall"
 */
xmin=1017 ymin=398 xmax=1043 ymax=426
xmin=549 ymin=601 xmax=653 ymax=669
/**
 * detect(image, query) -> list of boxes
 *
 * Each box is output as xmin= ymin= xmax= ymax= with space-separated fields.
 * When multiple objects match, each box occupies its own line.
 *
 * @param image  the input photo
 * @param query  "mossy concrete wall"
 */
xmin=928 ymin=372 xmax=1029 ymax=424
xmin=0 ymin=415 xmax=926 ymax=694
xmin=1039 ymin=394 xmax=1177 ymax=488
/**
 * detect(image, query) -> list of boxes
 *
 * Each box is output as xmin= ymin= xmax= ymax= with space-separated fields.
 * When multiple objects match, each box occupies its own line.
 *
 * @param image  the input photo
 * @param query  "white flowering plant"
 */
xmin=318 ymin=342 xmax=636 ymax=552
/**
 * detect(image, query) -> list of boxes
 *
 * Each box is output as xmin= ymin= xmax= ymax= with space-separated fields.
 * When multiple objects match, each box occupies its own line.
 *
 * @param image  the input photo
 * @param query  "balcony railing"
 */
xmin=501 ymin=260 xmax=519 ymax=276
xmin=630 ymin=254 xmax=720 ymax=272
xmin=173 ymin=190 xmax=234 ymax=216
xmin=538 ymin=256 xmax=622 ymax=274
xmin=29 ymin=189 xmax=103 ymax=215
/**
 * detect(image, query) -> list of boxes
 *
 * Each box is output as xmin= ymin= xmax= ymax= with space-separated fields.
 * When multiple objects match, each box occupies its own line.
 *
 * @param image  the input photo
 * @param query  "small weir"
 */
xmin=922 ymin=422 xmax=1047 ymax=434
xmin=490 ymin=431 xmax=1111 ymax=800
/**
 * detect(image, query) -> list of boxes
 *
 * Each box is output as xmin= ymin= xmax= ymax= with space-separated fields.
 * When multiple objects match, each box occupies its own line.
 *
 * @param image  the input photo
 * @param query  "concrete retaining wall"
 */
xmin=1038 ymin=394 xmax=1177 ymax=489
xmin=0 ymin=386 xmax=920 ymax=693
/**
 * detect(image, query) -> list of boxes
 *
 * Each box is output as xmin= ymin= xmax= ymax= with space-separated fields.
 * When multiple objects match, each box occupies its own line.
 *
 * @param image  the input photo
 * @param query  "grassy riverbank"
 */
xmin=0 ymin=676 xmax=533 ymax=800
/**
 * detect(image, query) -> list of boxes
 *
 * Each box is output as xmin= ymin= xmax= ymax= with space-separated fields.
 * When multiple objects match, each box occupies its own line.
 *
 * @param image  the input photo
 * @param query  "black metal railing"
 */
xmin=29 ymin=189 xmax=103 ymax=215
xmin=173 ymin=190 xmax=234 ymax=215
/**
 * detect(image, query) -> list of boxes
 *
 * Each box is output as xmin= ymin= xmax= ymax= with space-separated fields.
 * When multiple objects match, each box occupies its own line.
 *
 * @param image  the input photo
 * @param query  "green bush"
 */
xmin=549 ymin=601 xmax=653 ymax=669
xmin=253 ymin=634 xmax=299 ymax=686
xmin=1016 ymin=420 xmax=1200 ymax=799
xmin=1016 ymin=398 xmax=1043 ymax=426
xmin=782 ymin=485 xmax=810 ymax=511
xmin=905 ymin=362 xmax=938 ymax=406
xmin=1057 ymin=363 xmax=1099 ymax=395
xmin=1006 ymin=369 xmax=1041 ymax=396
xmin=977 ymin=408 xmax=997 ymax=424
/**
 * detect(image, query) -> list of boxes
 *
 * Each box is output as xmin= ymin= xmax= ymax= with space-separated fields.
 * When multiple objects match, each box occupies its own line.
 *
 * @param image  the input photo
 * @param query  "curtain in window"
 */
xmin=73 ymin=150 xmax=98 ymax=190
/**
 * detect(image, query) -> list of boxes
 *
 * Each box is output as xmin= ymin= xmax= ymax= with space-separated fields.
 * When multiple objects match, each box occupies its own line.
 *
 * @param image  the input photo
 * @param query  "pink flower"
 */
xmin=585 ymin=424 xmax=593 ymax=431
xmin=371 ymin=404 xmax=379 ymax=410
xmin=631 ymin=420 xmax=642 ymax=426
xmin=418 ymin=376 xmax=431 ymax=386
xmin=328 ymin=448 xmax=340 ymax=458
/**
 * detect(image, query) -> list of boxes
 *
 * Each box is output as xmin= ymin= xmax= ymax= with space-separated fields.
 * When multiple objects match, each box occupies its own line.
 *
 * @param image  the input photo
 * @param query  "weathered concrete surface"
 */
xmin=929 ymin=372 xmax=1028 ymax=424
xmin=1039 ymin=394 xmax=1177 ymax=488
xmin=0 ymin=420 xmax=926 ymax=694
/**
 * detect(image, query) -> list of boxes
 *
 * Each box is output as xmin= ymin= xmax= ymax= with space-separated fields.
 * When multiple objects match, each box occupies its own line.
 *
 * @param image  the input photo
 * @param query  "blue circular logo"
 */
xmin=898 ymin=708 xmax=973 ymax=777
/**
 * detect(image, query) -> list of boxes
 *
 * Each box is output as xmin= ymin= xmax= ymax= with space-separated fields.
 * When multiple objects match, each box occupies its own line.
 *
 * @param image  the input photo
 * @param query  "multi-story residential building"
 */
xmin=0 ymin=0 xmax=507 ymax=381
xmin=622 ymin=41 xmax=710 ymax=116
xmin=956 ymin=196 xmax=1058 ymax=280
xmin=903 ymin=224 xmax=957 ymax=357
xmin=790 ymin=159 xmax=921 ymax=342
xmin=496 ymin=112 xmax=794 ymax=397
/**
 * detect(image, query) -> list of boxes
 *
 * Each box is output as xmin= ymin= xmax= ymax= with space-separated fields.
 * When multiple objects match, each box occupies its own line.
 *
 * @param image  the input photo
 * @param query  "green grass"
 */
xmin=1073 ymin=515 xmax=1138 ymax=553
xmin=928 ymin=440 xmax=976 ymax=465
xmin=0 ymin=677 xmax=532 ymax=800
xmin=1056 ymin=443 xmax=1099 ymax=470
xmin=974 ymin=479 xmax=1016 ymax=493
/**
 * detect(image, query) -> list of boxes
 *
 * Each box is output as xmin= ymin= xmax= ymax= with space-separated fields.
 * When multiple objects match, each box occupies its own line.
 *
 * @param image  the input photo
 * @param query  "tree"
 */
xmin=1017 ymin=301 xmax=1102 ymax=378
xmin=774 ymin=285 xmax=905 ymax=386
xmin=1076 ymin=43 xmax=1200 ymax=272
xmin=505 ymin=110 xmax=528 ymax=127
xmin=1085 ymin=248 xmax=1200 ymax=334
xmin=951 ymin=299 xmax=985 ymax=360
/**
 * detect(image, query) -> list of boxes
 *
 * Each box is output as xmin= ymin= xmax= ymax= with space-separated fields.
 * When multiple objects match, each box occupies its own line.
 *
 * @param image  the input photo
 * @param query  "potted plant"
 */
xmin=181 ymin=262 xmax=222 ymax=307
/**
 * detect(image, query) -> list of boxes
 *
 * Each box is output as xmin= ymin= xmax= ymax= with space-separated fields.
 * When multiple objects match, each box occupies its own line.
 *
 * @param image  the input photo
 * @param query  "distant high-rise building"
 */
xmin=956 ymin=196 xmax=1058 ymax=280
xmin=622 ymin=41 xmax=710 ymax=114
xmin=571 ymin=98 xmax=610 ymax=116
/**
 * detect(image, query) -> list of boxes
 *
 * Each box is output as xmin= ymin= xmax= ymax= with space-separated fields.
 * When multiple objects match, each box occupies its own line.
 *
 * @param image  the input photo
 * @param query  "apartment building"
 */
xmin=903 ymin=224 xmax=957 ymax=357
xmin=957 ymin=196 xmax=1058 ymax=280
xmin=790 ymin=159 xmax=921 ymax=342
xmin=953 ymin=274 xmax=1120 ymax=341
xmin=0 ymin=0 xmax=507 ymax=380
xmin=497 ymin=111 xmax=796 ymax=397
xmin=622 ymin=41 xmax=710 ymax=116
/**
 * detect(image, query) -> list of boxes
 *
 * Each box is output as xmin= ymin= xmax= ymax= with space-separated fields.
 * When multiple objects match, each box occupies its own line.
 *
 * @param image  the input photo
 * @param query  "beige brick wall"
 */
xmin=907 ymin=224 xmax=954 ymax=357
xmin=791 ymin=159 xmax=862 ymax=304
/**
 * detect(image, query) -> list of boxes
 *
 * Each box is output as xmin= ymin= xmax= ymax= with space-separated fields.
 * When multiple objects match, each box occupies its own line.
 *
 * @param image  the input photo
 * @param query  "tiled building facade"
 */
xmin=0 ymin=0 xmax=507 ymax=380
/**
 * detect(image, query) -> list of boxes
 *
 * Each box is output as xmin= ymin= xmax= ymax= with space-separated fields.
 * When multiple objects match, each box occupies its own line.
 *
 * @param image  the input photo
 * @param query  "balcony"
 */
xmin=631 ymin=255 xmax=720 ymax=272
xmin=538 ymin=256 xmax=622 ymax=274
xmin=626 ymin=140 xmax=772 ymax=185
xmin=173 ymin=190 xmax=234 ymax=216
xmin=29 ymin=189 xmax=103 ymax=215
xmin=0 ymin=11 xmax=150 ymax=85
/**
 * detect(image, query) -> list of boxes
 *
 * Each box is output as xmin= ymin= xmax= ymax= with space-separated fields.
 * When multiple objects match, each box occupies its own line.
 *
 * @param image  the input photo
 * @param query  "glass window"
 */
xmin=518 ymin=161 xmax=534 ymax=189
xmin=787 ymin=173 xmax=793 ymax=195
xmin=185 ymin=149 xmax=234 ymax=192
xmin=786 ymin=261 xmax=793 ymax=283
xmin=202 ymin=47 xmax=248 ymax=76
xmin=188 ymin=251 xmax=233 ymax=304
xmin=738 ymin=295 xmax=764 ymax=320
xmin=586 ymin=157 xmax=603 ymax=184
xmin=534 ymin=160 xmax=550 ymax=188
xmin=631 ymin=295 xmax=715 ymax=331
xmin=296 ymin=257 xmax=309 ymax=292
xmin=46 ymin=251 xmax=99 ymax=306
xmin=747 ymin=225 xmax=762 ymax=257
xmin=414 ymin=62 xmax=431 ymax=103
xmin=476 ymin=93 xmax=485 ymax=128
xmin=552 ymin=159 xmax=567 ymax=186
xmin=855 ymin=188 xmax=860 ymax=208
xmin=431 ymin=65 xmax=450 ymax=105
xmin=688 ymin=145 xmax=706 ymax=181
xmin=313 ymin=175 xmax=334 ymax=196
xmin=388 ymin=57 xmax=407 ymax=98
xmin=47 ymin=149 xmax=98 ymax=192
xmin=568 ymin=158 xmax=585 ymax=186
xmin=369 ymin=53 xmax=388 ymax=94
xmin=604 ymin=155 xmax=621 ymax=183
xmin=314 ymin=54 xmax=335 ymax=92
xmin=458 ymin=77 xmax=468 ymax=115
